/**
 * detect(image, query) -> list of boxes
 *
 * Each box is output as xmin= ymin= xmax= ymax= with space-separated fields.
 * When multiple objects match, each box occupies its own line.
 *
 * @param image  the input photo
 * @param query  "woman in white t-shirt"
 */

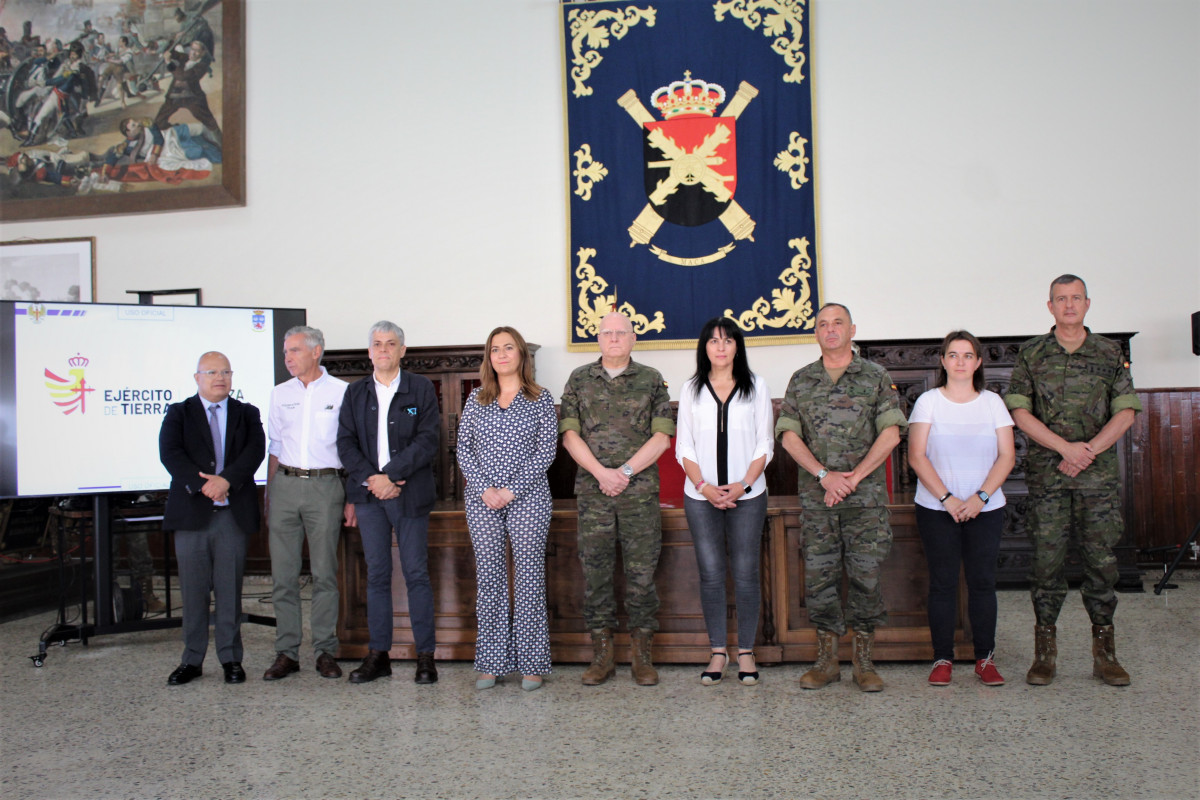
xmin=908 ymin=330 xmax=1015 ymax=687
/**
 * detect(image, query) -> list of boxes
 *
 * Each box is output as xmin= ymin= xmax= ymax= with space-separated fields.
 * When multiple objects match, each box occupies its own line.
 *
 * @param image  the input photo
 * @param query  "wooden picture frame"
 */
xmin=0 ymin=0 xmax=245 ymax=222
xmin=0 ymin=237 xmax=97 ymax=302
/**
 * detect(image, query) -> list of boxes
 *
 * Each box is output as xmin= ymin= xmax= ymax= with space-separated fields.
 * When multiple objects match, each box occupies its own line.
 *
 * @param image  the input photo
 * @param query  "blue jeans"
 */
xmin=684 ymin=493 xmax=767 ymax=651
xmin=915 ymin=505 xmax=1004 ymax=661
xmin=354 ymin=499 xmax=436 ymax=653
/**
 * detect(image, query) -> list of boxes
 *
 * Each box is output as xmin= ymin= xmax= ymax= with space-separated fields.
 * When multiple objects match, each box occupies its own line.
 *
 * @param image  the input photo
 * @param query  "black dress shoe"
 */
xmin=167 ymin=663 xmax=202 ymax=685
xmin=348 ymin=649 xmax=392 ymax=684
xmin=223 ymin=662 xmax=246 ymax=684
xmin=415 ymin=651 xmax=438 ymax=685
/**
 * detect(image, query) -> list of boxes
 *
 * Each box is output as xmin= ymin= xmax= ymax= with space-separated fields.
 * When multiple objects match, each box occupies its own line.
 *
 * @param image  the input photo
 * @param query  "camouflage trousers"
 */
xmin=800 ymin=505 xmax=892 ymax=635
xmin=576 ymin=490 xmax=661 ymax=631
xmin=1027 ymin=486 xmax=1122 ymax=626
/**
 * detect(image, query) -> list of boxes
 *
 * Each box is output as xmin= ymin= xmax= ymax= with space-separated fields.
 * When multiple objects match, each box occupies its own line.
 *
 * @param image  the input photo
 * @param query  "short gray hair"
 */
xmin=368 ymin=320 xmax=405 ymax=347
xmin=284 ymin=325 xmax=324 ymax=353
xmin=1049 ymin=274 xmax=1088 ymax=300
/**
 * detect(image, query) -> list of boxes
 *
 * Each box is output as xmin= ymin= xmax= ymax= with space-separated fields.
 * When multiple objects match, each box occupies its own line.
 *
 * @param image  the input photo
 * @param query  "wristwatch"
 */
xmin=740 ymin=481 xmax=752 ymax=493
xmin=816 ymin=468 xmax=828 ymax=481
xmin=976 ymin=489 xmax=990 ymax=503
xmin=620 ymin=463 xmax=634 ymax=478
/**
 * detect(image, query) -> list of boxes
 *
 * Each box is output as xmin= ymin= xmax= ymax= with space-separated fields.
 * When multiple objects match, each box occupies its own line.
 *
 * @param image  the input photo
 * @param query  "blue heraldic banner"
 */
xmin=563 ymin=0 xmax=821 ymax=349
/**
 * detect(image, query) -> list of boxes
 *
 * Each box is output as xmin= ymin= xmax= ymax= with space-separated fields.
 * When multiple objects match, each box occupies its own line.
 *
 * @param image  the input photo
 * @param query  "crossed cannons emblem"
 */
xmin=618 ymin=80 xmax=759 ymax=265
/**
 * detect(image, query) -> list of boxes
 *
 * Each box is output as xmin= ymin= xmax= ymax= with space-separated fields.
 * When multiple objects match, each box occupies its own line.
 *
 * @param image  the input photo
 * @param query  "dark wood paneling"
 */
xmin=1129 ymin=388 xmax=1200 ymax=558
xmin=335 ymin=498 xmax=972 ymax=664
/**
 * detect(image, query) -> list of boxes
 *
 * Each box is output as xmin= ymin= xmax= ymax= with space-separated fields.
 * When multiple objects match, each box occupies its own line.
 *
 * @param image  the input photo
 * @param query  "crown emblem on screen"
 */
xmin=651 ymin=71 xmax=726 ymax=119
xmin=68 ymin=353 xmax=89 ymax=367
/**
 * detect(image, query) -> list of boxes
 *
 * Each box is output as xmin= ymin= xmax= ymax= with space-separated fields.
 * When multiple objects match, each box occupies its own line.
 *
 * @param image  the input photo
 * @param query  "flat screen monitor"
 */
xmin=0 ymin=301 xmax=305 ymax=498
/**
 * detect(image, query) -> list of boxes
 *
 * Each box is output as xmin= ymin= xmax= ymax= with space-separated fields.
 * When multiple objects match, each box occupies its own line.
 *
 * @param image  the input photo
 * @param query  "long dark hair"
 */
xmin=934 ymin=330 xmax=986 ymax=391
xmin=689 ymin=317 xmax=755 ymax=400
xmin=477 ymin=326 xmax=542 ymax=405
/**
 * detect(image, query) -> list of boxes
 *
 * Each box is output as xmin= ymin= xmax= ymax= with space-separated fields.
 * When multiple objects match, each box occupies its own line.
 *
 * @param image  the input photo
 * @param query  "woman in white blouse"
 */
xmin=908 ymin=330 xmax=1015 ymax=687
xmin=676 ymin=318 xmax=774 ymax=686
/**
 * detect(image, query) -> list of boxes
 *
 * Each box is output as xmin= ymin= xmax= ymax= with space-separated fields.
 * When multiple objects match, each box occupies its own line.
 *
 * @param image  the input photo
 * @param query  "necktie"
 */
xmin=208 ymin=404 xmax=224 ymax=474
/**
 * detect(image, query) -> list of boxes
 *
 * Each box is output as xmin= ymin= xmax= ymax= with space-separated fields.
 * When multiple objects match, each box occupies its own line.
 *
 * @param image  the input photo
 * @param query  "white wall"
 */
xmin=3 ymin=0 xmax=1197 ymax=397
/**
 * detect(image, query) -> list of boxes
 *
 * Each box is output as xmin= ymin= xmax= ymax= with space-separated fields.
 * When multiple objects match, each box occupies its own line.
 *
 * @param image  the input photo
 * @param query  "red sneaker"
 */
xmin=928 ymin=659 xmax=953 ymax=686
xmin=975 ymin=653 xmax=1005 ymax=686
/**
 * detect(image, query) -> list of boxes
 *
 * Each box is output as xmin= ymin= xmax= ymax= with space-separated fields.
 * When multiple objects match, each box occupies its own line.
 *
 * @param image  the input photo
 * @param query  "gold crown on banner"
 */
xmin=651 ymin=71 xmax=726 ymax=119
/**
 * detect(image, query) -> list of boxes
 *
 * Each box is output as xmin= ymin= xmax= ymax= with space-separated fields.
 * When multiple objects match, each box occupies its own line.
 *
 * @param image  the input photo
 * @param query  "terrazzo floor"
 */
xmin=1 ymin=573 xmax=1197 ymax=800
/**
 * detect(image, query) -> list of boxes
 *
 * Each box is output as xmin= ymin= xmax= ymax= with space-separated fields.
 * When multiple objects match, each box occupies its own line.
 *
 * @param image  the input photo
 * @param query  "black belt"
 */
xmin=278 ymin=465 xmax=343 ymax=478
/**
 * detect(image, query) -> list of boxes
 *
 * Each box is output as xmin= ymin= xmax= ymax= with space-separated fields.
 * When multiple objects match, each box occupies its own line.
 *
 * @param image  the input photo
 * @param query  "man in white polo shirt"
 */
xmin=262 ymin=326 xmax=352 ymax=681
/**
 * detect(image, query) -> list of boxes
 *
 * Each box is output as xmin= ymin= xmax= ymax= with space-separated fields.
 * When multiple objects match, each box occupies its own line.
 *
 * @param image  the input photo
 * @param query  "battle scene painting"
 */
xmin=0 ymin=0 xmax=244 ymax=221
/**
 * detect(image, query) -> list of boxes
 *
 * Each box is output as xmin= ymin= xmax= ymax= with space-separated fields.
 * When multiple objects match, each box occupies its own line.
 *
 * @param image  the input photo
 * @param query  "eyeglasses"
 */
xmin=599 ymin=330 xmax=630 ymax=339
xmin=197 ymin=370 xmax=234 ymax=377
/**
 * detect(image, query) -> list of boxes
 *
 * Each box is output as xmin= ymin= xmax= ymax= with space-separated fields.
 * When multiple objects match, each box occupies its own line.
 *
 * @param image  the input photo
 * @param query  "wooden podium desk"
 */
xmin=335 ymin=494 xmax=972 ymax=664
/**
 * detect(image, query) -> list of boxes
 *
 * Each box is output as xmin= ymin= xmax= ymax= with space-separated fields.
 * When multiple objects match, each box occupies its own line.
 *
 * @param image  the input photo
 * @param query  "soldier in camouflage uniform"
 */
xmin=1005 ymin=274 xmax=1140 ymax=687
xmin=775 ymin=303 xmax=906 ymax=692
xmin=560 ymin=312 xmax=675 ymax=686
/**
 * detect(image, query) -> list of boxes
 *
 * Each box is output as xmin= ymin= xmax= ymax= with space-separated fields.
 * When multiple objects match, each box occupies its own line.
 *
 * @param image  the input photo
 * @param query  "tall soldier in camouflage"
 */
xmin=560 ymin=312 xmax=675 ymax=686
xmin=776 ymin=303 xmax=906 ymax=692
xmin=1005 ymin=275 xmax=1140 ymax=687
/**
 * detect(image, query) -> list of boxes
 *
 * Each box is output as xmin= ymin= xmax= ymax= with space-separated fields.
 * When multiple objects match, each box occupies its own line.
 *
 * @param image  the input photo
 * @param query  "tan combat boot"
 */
xmin=630 ymin=628 xmax=659 ymax=686
xmin=851 ymin=629 xmax=884 ymax=692
xmin=581 ymin=628 xmax=615 ymax=685
xmin=138 ymin=576 xmax=166 ymax=613
xmin=1092 ymin=624 xmax=1131 ymax=686
xmin=798 ymin=629 xmax=841 ymax=689
xmin=1026 ymin=624 xmax=1057 ymax=685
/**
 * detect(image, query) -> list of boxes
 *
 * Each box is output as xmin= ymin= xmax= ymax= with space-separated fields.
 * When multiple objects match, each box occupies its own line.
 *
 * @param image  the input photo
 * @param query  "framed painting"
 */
xmin=1 ymin=237 xmax=96 ymax=302
xmin=0 ymin=0 xmax=245 ymax=222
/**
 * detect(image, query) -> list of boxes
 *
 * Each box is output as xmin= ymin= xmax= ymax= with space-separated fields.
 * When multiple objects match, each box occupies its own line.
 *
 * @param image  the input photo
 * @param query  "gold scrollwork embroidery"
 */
xmin=572 ymin=144 xmax=608 ymax=201
xmin=713 ymin=0 xmax=807 ymax=85
xmin=567 ymin=6 xmax=657 ymax=98
xmin=724 ymin=237 xmax=815 ymax=331
xmin=574 ymin=247 xmax=667 ymax=338
xmin=774 ymin=132 xmax=810 ymax=188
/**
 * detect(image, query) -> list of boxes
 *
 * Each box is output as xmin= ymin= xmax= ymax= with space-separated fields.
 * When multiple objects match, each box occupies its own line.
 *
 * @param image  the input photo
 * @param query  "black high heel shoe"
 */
xmin=700 ymin=652 xmax=727 ymax=685
xmin=738 ymin=650 xmax=760 ymax=685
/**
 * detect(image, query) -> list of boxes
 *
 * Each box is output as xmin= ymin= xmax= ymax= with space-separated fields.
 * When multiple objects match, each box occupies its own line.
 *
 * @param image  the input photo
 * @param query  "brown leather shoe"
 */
xmin=262 ymin=653 xmax=300 ymax=681
xmin=349 ymin=649 xmax=392 ymax=684
xmin=316 ymin=652 xmax=342 ymax=679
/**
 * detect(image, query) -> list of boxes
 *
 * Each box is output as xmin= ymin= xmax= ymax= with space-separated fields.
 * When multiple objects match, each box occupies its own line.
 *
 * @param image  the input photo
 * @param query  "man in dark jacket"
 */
xmin=159 ymin=351 xmax=265 ymax=686
xmin=337 ymin=321 xmax=440 ymax=684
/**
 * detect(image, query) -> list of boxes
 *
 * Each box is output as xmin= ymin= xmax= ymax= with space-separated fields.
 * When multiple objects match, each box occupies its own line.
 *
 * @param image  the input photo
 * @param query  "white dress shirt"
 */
xmin=373 ymin=371 xmax=401 ymax=472
xmin=267 ymin=366 xmax=349 ymax=469
xmin=675 ymin=373 xmax=775 ymax=500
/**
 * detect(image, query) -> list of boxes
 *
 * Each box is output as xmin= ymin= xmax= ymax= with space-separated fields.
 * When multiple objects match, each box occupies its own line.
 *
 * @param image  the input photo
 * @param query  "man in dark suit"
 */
xmin=337 ymin=321 xmax=440 ymax=684
xmin=159 ymin=351 xmax=265 ymax=685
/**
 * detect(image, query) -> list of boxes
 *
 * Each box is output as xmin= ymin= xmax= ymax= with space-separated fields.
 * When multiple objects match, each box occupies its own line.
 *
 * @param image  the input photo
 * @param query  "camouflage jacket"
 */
xmin=559 ymin=358 xmax=675 ymax=496
xmin=1005 ymin=328 xmax=1140 ymax=489
xmin=775 ymin=354 xmax=907 ymax=507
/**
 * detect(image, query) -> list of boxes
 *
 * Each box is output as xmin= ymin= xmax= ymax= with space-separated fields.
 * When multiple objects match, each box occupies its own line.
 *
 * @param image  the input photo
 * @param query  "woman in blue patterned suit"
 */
xmin=457 ymin=327 xmax=559 ymax=691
